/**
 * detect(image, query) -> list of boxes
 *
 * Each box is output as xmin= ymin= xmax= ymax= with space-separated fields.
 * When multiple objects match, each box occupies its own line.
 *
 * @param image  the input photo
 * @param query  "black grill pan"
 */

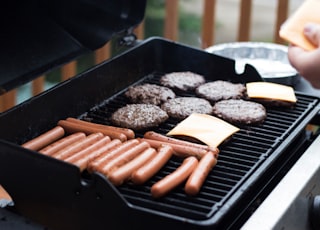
xmin=0 ymin=37 xmax=319 ymax=230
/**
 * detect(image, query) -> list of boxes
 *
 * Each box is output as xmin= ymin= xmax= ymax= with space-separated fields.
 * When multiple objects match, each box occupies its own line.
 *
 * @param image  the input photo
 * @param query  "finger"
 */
xmin=304 ymin=23 xmax=320 ymax=47
xmin=287 ymin=45 xmax=306 ymax=68
xmin=288 ymin=46 xmax=320 ymax=88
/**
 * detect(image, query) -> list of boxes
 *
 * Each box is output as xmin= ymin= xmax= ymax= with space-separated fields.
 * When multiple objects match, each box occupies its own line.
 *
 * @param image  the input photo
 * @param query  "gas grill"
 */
xmin=0 ymin=37 xmax=320 ymax=229
xmin=1 ymin=1 xmax=320 ymax=230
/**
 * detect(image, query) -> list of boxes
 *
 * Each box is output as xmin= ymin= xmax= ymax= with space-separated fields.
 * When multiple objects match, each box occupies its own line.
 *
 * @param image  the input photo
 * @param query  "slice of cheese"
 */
xmin=246 ymin=82 xmax=297 ymax=103
xmin=167 ymin=113 xmax=240 ymax=148
xmin=279 ymin=0 xmax=320 ymax=51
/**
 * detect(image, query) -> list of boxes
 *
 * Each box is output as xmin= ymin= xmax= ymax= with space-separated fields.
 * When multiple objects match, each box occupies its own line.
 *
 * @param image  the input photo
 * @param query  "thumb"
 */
xmin=304 ymin=23 xmax=320 ymax=46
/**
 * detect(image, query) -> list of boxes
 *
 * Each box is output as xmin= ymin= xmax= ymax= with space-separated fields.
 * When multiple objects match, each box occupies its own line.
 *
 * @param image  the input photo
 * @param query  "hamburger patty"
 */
xmin=111 ymin=104 xmax=169 ymax=130
xmin=160 ymin=71 xmax=206 ymax=91
xmin=212 ymin=99 xmax=267 ymax=125
xmin=195 ymin=80 xmax=246 ymax=103
xmin=124 ymin=83 xmax=176 ymax=105
xmin=161 ymin=97 xmax=213 ymax=120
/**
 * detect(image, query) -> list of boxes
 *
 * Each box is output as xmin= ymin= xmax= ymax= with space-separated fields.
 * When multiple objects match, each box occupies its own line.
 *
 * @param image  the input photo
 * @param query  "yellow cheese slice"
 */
xmin=246 ymin=82 xmax=297 ymax=103
xmin=167 ymin=113 xmax=240 ymax=148
xmin=279 ymin=0 xmax=320 ymax=51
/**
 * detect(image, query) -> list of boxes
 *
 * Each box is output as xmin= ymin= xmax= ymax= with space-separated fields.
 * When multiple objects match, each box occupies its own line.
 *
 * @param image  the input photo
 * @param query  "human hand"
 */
xmin=288 ymin=23 xmax=320 ymax=88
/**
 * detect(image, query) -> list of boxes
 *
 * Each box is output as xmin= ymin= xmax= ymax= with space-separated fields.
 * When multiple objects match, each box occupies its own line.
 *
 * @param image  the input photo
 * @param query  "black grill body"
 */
xmin=0 ymin=0 xmax=146 ymax=93
xmin=0 ymin=37 xmax=319 ymax=230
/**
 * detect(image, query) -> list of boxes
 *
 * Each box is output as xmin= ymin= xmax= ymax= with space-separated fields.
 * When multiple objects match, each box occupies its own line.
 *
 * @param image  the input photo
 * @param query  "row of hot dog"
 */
xmin=21 ymin=118 xmax=219 ymax=198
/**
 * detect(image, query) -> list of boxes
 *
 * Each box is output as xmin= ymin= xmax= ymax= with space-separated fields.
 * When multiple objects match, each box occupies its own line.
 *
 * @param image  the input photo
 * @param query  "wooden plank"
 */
xmin=32 ymin=76 xmax=45 ymax=96
xmin=134 ymin=20 xmax=145 ymax=40
xmin=0 ymin=90 xmax=16 ymax=112
xmin=164 ymin=0 xmax=179 ymax=40
xmin=95 ymin=43 xmax=111 ymax=65
xmin=61 ymin=61 xmax=77 ymax=81
xmin=237 ymin=0 xmax=252 ymax=41
xmin=274 ymin=0 xmax=289 ymax=44
xmin=201 ymin=0 xmax=216 ymax=48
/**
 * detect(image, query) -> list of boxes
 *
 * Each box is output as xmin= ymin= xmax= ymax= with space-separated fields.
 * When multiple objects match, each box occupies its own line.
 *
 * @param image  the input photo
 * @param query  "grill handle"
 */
xmin=310 ymin=195 xmax=320 ymax=230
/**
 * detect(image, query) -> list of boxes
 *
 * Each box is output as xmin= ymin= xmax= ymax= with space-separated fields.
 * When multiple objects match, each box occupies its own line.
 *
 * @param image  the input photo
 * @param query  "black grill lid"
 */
xmin=0 ymin=0 xmax=146 ymax=94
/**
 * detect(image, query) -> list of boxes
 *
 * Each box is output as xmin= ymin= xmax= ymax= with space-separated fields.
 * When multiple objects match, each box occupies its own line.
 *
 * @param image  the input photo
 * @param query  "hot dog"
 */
xmin=65 ymin=139 xmax=122 ymax=172
xmin=52 ymin=132 xmax=104 ymax=160
xmin=60 ymin=135 xmax=111 ymax=169
xmin=151 ymin=156 xmax=198 ymax=198
xmin=88 ymin=139 xmax=140 ymax=173
xmin=21 ymin=126 xmax=65 ymax=151
xmin=185 ymin=151 xmax=217 ymax=196
xmin=99 ymin=141 xmax=150 ymax=176
xmin=57 ymin=119 xmax=127 ymax=142
xmin=131 ymin=144 xmax=173 ymax=185
xmin=66 ymin=117 xmax=135 ymax=140
xmin=143 ymin=131 xmax=218 ymax=154
xmin=108 ymin=147 xmax=157 ymax=186
xmin=39 ymin=132 xmax=86 ymax=156
xmin=138 ymin=138 xmax=213 ymax=160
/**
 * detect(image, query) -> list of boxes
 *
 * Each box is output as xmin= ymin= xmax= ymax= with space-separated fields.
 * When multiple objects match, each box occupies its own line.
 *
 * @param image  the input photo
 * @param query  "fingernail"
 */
xmin=304 ymin=23 xmax=316 ymax=34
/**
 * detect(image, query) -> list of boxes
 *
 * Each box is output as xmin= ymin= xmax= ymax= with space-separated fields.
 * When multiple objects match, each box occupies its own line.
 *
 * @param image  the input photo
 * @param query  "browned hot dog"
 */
xmin=99 ymin=141 xmax=150 ymax=176
xmin=131 ymin=144 xmax=173 ymax=185
xmin=65 ymin=139 xmax=122 ymax=172
xmin=57 ymin=120 xmax=127 ymax=142
xmin=138 ymin=138 xmax=213 ymax=160
xmin=185 ymin=151 xmax=217 ymax=196
xmin=21 ymin=126 xmax=65 ymax=151
xmin=66 ymin=117 xmax=135 ymax=140
xmin=88 ymin=139 xmax=140 ymax=173
xmin=52 ymin=132 xmax=104 ymax=160
xmin=39 ymin=132 xmax=86 ymax=156
xmin=108 ymin=147 xmax=157 ymax=186
xmin=144 ymin=131 xmax=218 ymax=153
xmin=151 ymin=156 xmax=198 ymax=198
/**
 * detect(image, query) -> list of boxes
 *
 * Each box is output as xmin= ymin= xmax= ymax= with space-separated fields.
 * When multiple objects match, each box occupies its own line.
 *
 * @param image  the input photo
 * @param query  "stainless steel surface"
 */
xmin=206 ymin=42 xmax=300 ymax=86
xmin=241 ymin=134 xmax=320 ymax=230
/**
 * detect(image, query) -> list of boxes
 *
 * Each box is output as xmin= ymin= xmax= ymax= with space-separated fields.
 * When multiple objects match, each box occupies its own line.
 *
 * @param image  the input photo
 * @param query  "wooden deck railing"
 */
xmin=0 ymin=0 xmax=290 ymax=112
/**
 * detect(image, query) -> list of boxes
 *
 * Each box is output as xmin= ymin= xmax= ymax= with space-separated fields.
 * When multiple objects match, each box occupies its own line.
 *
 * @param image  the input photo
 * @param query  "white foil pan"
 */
xmin=206 ymin=42 xmax=300 ymax=86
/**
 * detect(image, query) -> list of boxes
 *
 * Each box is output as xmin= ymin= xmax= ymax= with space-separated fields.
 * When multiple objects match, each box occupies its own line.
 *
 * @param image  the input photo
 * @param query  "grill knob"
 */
xmin=310 ymin=195 xmax=320 ymax=230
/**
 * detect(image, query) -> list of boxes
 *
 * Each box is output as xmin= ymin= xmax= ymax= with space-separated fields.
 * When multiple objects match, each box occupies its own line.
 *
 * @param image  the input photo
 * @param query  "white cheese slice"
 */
xmin=246 ymin=82 xmax=297 ymax=103
xmin=167 ymin=113 xmax=240 ymax=148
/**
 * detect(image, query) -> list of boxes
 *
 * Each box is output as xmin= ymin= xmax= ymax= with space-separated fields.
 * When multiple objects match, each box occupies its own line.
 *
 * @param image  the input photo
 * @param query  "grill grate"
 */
xmin=80 ymin=72 xmax=319 ymax=221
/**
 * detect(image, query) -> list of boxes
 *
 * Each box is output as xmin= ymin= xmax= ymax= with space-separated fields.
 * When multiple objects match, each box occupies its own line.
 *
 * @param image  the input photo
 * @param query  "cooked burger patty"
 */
xmin=161 ymin=97 xmax=213 ymax=120
xmin=195 ymin=80 xmax=246 ymax=103
xmin=212 ymin=99 xmax=267 ymax=125
xmin=111 ymin=104 xmax=169 ymax=130
xmin=124 ymin=83 xmax=176 ymax=105
xmin=160 ymin=71 xmax=206 ymax=91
